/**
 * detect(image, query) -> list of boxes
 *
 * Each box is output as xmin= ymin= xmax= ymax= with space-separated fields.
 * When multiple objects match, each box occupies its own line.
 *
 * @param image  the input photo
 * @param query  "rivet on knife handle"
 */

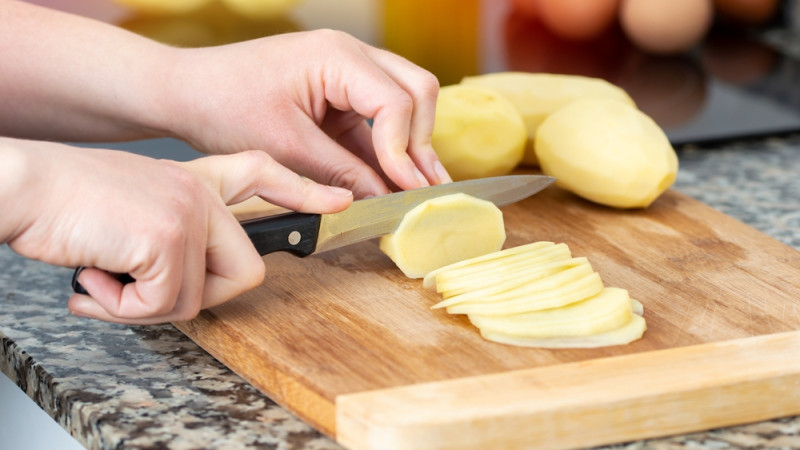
xmin=71 ymin=212 xmax=322 ymax=294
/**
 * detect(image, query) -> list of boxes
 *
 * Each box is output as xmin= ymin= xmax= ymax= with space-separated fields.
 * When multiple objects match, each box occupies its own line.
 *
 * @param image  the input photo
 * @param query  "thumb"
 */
xmin=180 ymin=150 xmax=353 ymax=213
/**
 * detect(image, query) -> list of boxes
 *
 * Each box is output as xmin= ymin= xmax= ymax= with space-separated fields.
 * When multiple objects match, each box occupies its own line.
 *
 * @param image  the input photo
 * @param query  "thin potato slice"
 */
xmin=444 ymin=260 xmax=596 ymax=306
xmin=422 ymin=241 xmax=557 ymax=288
xmin=467 ymin=287 xmax=633 ymax=338
xmin=432 ymin=244 xmax=572 ymax=294
xmin=632 ymin=299 xmax=644 ymax=316
xmin=379 ymin=193 xmax=505 ymax=278
xmin=434 ymin=257 xmax=591 ymax=307
xmin=480 ymin=314 xmax=646 ymax=348
xmin=446 ymin=272 xmax=604 ymax=315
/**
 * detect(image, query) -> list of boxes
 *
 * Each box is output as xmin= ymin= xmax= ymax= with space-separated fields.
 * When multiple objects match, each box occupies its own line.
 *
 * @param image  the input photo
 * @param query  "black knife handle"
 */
xmin=72 ymin=213 xmax=322 ymax=295
xmin=241 ymin=212 xmax=322 ymax=257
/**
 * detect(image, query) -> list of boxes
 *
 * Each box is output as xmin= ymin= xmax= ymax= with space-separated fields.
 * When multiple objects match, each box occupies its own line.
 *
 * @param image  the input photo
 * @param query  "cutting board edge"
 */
xmin=335 ymin=329 xmax=800 ymax=450
xmin=172 ymin=316 xmax=337 ymax=437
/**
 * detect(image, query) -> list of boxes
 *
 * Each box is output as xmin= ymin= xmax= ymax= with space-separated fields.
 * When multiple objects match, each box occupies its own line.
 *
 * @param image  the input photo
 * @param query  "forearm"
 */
xmin=0 ymin=1 xmax=178 ymax=142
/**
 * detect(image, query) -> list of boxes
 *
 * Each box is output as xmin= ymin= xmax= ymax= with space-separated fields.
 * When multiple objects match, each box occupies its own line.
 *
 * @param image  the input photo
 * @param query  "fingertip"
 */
xmin=433 ymin=160 xmax=453 ymax=184
xmin=67 ymin=295 xmax=97 ymax=319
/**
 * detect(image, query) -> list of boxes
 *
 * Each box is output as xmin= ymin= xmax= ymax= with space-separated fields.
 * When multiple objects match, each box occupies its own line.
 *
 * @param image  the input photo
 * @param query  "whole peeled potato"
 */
xmin=432 ymin=85 xmax=526 ymax=181
xmin=535 ymin=98 xmax=678 ymax=208
xmin=461 ymin=72 xmax=635 ymax=166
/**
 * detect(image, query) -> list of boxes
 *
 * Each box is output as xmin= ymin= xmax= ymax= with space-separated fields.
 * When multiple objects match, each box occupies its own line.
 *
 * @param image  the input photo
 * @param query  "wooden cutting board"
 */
xmin=174 ymin=183 xmax=800 ymax=450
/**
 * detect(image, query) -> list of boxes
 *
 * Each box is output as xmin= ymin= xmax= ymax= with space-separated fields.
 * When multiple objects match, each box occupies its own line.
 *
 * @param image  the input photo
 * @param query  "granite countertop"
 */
xmin=2 ymin=135 xmax=800 ymax=449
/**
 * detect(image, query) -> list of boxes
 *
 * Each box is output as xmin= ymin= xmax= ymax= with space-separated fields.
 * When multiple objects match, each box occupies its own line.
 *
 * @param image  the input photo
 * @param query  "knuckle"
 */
xmin=414 ymin=70 xmax=440 ymax=97
xmin=324 ymin=164 xmax=364 ymax=194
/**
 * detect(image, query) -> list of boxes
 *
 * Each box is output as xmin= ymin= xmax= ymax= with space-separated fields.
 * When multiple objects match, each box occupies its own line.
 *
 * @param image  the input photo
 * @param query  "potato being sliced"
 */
xmin=480 ymin=314 xmax=646 ymax=349
xmin=446 ymin=272 xmax=604 ymax=315
xmin=379 ymin=193 xmax=505 ymax=279
xmin=467 ymin=287 xmax=633 ymax=338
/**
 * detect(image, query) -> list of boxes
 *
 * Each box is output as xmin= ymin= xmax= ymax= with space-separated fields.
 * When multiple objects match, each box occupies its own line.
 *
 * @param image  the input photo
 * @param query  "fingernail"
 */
xmin=413 ymin=167 xmax=430 ymax=187
xmin=69 ymin=308 xmax=93 ymax=319
xmin=328 ymin=186 xmax=353 ymax=197
xmin=434 ymin=161 xmax=453 ymax=184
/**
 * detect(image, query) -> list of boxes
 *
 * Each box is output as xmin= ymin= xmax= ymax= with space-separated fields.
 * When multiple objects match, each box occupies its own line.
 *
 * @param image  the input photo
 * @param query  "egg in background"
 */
xmin=511 ymin=0 xmax=620 ymax=41
xmin=620 ymin=0 xmax=714 ymax=54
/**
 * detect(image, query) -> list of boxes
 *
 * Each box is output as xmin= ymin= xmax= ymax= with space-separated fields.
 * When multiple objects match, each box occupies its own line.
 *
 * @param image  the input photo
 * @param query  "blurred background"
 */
xmin=24 ymin=0 xmax=800 ymax=147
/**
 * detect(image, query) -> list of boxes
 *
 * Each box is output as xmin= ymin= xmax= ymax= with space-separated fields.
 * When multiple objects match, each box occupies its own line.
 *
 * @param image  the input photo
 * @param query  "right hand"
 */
xmin=1 ymin=139 xmax=352 ymax=324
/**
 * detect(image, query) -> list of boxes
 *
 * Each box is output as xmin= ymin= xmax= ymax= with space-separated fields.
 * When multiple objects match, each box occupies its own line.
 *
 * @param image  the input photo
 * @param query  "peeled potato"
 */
xmin=432 ymin=85 xmax=526 ymax=180
xmin=535 ymin=98 xmax=678 ymax=208
xmin=460 ymin=72 xmax=635 ymax=166
xmin=379 ymin=193 xmax=506 ymax=279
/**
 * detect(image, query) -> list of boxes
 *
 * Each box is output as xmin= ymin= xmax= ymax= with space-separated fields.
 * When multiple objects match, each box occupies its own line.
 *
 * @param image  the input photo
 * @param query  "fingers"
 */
xmin=360 ymin=44 xmax=452 ymax=186
xmin=183 ymin=150 xmax=356 ymax=212
xmin=320 ymin=35 xmax=451 ymax=189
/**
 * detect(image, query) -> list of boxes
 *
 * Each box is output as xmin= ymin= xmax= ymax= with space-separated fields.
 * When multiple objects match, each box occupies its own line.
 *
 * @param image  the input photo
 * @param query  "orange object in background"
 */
xmin=383 ymin=0 xmax=479 ymax=86
xmin=713 ymin=0 xmax=781 ymax=26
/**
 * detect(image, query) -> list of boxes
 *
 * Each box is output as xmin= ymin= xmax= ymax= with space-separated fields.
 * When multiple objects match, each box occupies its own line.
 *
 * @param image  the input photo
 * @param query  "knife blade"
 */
xmin=243 ymin=174 xmax=555 ymax=257
xmin=72 ymin=174 xmax=554 ymax=294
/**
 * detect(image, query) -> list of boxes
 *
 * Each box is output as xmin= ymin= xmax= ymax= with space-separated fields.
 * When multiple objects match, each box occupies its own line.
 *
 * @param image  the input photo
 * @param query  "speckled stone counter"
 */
xmin=2 ymin=136 xmax=799 ymax=449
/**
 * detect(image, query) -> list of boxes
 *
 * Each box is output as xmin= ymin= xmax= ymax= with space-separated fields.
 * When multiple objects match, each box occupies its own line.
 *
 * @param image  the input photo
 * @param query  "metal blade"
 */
xmin=314 ymin=175 xmax=555 ymax=254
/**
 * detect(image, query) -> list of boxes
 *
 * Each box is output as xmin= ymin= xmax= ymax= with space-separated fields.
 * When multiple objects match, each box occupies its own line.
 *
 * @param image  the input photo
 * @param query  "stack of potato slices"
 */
xmin=424 ymin=241 xmax=646 ymax=348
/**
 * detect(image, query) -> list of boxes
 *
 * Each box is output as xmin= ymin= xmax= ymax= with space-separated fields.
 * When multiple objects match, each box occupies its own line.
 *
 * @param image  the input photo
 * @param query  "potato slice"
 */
xmin=480 ymin=314 xmax=646 ymax=348
xmin=423 ymin=241 xmax=560 ymax=289
xmin=433 ymin=244 xmax=572 ymax=295
xmin=434 ymin=257 xmax=590 ymax=307
xmin=632 ymin=298 xmax=644 ymax=316
xmin=446 ymin=271 xmax=603 ymax=315
xmin=467 ymin=287 xmax=633 ymax=338
xmin=461 ymin=72 xmax=635 ymax=166
xmin=379 ymin=193 xmax=505 ymax=279
xmin=535 ymin=98 xmax=678 ymax=208
xmin=431 ymin=84 xmax=526 ymax=180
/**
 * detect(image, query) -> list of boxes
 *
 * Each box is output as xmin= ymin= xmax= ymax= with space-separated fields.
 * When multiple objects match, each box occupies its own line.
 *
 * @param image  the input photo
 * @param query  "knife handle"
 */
xmin=72 ymin=212 xmax=322 ymax=295
xmin=241 ymin=212 xmax=322 ymax=257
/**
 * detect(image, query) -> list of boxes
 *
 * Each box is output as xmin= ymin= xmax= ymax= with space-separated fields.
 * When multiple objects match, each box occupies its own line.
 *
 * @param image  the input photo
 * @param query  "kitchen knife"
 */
xmin=72 ymin=174 xmax=555 ymax=294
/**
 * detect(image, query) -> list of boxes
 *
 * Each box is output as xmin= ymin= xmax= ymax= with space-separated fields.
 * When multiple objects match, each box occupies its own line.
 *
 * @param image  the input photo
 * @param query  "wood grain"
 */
xmin=174 ymin=184 xmax=800 ymax=447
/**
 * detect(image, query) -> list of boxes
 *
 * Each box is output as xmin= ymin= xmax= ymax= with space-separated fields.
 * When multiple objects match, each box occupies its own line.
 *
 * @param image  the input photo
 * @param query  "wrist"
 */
xmin=0 ymin=138 xmax=35 ymax=244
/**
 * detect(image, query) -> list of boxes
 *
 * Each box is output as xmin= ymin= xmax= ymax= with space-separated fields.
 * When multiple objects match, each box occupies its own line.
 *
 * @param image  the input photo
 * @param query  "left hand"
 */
xmin=162 ymin=29 xmax=451 ymax=199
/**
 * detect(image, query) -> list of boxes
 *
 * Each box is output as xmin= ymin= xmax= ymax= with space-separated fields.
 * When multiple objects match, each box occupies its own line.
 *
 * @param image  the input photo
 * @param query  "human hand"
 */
xmin=163 ymin=29 xmax=451 ymax=199
xmin=1 ymin=139 xmax=351 ymax=324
